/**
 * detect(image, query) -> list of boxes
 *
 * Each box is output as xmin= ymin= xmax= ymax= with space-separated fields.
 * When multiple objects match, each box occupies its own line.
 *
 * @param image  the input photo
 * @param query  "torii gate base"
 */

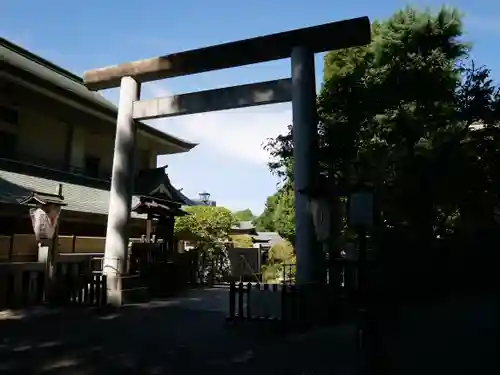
xmin=84 ymin=17 xmax=371 ymax=306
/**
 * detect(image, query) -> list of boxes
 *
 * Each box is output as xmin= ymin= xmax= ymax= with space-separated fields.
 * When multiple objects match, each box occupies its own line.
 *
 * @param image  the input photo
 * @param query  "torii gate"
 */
xmin=83 ymin=16 xmax=371 ymax=305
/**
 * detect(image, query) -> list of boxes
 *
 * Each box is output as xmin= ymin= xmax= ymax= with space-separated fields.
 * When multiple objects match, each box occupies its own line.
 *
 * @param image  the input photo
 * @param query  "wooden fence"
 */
xmin=52 ymin=273 xmax=107 ymax=307
xmin=0 ymin=265 xmax=107 ymax=309
xmin=227 ymin=281 xmax=339 ymax=326
xmin=227 ymin=259 xmax=363 ymax=326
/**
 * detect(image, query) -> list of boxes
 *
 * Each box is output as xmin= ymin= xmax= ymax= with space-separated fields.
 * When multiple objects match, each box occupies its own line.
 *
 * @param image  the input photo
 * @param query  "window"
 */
xmin=0 ymin=105 xmax=19 ymax=125
xmin=84 ymin=155 xmax=100 ymax=178
xmin=0 ymin=130 xmax=17 ymax=158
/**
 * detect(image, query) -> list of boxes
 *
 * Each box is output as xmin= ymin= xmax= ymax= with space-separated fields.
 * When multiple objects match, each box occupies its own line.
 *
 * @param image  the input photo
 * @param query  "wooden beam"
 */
xmin=132 ymin=78 xmax=292 ymax=120
xmin=84 ymin=16 xmax=371 ymax=90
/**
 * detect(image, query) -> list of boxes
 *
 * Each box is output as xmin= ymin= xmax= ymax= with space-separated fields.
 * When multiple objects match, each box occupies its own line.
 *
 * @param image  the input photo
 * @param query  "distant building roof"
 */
xmin=252 ymin=232 xmax=284 ymax=247
xmin=0 ymin=37 xmax=197 ymax=153
xmin=231 ymin=221 xmax=258 ymax=235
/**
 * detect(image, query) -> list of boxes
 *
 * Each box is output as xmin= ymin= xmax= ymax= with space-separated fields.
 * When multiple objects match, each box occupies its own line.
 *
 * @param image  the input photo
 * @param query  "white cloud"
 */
xmin=144 ymin=83 xmax=292 ymax=165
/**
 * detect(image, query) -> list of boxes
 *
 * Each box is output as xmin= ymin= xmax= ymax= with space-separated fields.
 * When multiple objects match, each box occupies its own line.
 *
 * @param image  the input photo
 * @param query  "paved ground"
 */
xmin=0 ymin=287 xmax=496 ymax=375
xmin=0 ymin=287 xmax=359 ymax=375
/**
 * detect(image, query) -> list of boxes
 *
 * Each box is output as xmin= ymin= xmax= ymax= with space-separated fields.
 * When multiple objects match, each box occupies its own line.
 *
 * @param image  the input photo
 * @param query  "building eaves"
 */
xmin=0 ymin=38 xmax=197 ymax=151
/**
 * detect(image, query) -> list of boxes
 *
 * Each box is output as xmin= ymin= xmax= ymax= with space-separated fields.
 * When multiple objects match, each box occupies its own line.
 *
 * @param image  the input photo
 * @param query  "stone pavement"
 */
xmin=0 ymin=287 xmax=359 ymax=375
xmin=0 ymin=288 xmax=496 ymax=375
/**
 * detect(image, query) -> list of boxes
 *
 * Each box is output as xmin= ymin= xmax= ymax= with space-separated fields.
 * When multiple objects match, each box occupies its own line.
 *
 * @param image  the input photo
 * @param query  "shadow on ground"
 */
xmin=0 ymin=287 xmax=496 ymax=375
xmin=0 ymin=287 xmax=358 ymax=375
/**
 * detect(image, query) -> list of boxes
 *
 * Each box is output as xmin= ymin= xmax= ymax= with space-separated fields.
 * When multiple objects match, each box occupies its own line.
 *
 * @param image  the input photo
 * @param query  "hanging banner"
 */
xmin=309 ymin=198 xmax=332 ymax=242
xmin=30 ymin=206 xmax=61 ymax=241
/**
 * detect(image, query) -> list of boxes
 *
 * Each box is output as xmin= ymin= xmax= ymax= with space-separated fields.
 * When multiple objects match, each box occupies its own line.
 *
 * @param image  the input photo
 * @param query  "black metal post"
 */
xmin=228 ymin=281 xmax=235 ymax=320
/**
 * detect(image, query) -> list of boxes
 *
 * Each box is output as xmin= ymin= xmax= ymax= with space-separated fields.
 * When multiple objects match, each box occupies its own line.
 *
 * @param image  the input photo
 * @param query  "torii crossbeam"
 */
xmin=83 ymin=16 xmax=371 ymax=306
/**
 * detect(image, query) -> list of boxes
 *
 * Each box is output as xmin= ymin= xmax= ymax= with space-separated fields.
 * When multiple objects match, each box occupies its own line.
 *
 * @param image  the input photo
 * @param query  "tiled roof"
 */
xmin=0 ymin=169 xmax=144 ymax=218
xmin=233 ymin=221 xmax=255 ymax=230
xmin=134 ymin=166 xmax=198 ymax=206
xmin=252 ymin=232 xmax=283 ymax=247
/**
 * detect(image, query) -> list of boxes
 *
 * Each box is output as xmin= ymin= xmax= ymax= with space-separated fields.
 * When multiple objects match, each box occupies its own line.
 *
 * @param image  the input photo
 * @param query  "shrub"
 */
xmin=268 ymin=240 xmax=294 ymax=264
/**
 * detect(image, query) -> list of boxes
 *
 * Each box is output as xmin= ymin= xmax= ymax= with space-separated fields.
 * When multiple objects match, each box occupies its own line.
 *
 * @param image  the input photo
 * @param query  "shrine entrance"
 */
xmin=124 ymin=166 xmax=199 ymax=300
xmin=83 ymin=16 xmax=371 ymax=305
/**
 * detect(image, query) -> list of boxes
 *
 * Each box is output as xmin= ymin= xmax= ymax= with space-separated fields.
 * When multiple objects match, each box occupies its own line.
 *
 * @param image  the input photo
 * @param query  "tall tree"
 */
xmin=254 ymin=184 xmax=295 ymax=244
xmin=232 ymin=209 xmax=255 ymax=222
xmin=265 ymin=6 xmax=500 ymax=282
xmin=174 ymin=206 xmax=235 ymax=252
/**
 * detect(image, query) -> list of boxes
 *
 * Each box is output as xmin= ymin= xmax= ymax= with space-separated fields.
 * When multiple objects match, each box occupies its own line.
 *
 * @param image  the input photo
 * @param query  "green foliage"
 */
xmin=174 ymin=206 xmax=235 ymax=250
xmin=254 ymin=184 xmax=295 ymax=244
xmin=232 ymin=209 xmax=255 ymax=222
xmin=262 ymin=241 xmax=296 ymax=283
xmin=261 ymin=264 xmax=281 ymax=283
xmin=254 ymin=194 xmax=278 ymax=231
xmin=268 ymin=240 xmax=295 ymax=264
xmin=264 ymin=5 xmax=500 ymax=268
xmin=230 ymin=234 xmax=253 ymax=248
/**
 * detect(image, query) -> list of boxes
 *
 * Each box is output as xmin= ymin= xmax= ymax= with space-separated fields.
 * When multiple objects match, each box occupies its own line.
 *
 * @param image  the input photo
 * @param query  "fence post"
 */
xmin=89 ymin=275 xmax=95 ymax=306
xmin=281 ymin=283 xmax=287 ymax=323
xmin=290 ymin=284 xmax=298 ymax=325
xmin=237 ymin=282 xmax=244 ymax=320
xmin=246 ymin=282 xmax=252 ymax=320
xmin=94 ymin=275 xmax=102 ymax=306
xmin=228 ymin=281 xmax=235 ymax=320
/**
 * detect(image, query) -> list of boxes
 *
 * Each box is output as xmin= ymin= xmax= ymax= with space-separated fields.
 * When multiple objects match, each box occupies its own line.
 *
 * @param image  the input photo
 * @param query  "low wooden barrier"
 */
xmin=227 ymin=259 xmax=362 ymax=326
xmin=0 ymin=264 xmax=108 ymax=309
xmin=0 ymin=268 xmax=45 ymax=308
xmin=53 ymin=273 xmax=108 ymax=307
xmin=227 ymin=281 xmax=338 ymax=326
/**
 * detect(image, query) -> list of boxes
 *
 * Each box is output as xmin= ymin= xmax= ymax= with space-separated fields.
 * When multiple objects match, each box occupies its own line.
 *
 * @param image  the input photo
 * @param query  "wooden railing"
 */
xmin=0 ymin=263 xmax=107 ymax=309
xmin=227 ymin=281 xmax=337 ymax=326
xmin=0 ymin=234 xmax=145 ymax=262
xmin=52 ymin=273 xmax=107 ymax=307
xmin=0 ymin=266 xmax=45 ymax=308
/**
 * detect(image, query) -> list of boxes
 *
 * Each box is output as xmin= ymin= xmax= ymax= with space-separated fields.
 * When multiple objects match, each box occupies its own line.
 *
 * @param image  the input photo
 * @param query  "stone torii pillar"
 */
xmin=291 ymin=46 xmax=322 ymax=284
xmin=84 ymin=16 xmax=371 ymax=301
xmin=103 ymin=76 xmax=140 ymax=306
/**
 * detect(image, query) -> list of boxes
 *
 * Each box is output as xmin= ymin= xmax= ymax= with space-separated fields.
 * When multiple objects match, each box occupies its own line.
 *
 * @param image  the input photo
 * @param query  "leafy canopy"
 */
xmin=174 ymin=206 xmax=235 ymax=249
xmin=230 ymin=234 xmax=254 ymax=248
xmin=232 ymin=209 xmax=256 ymax=222
xmin=264 ymin=6 xmax=500 ymax=265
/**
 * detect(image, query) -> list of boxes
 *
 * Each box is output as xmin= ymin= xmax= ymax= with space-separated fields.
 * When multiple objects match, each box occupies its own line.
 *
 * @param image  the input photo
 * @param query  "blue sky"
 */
xmin=2 ymin=0 xmax=499 ymax=214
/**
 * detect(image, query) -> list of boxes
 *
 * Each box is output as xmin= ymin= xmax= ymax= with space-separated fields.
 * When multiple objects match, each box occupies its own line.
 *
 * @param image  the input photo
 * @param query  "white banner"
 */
xmin=309 ymin=198 xmax=331 ymax=242
xmin=30 ymin=206 xmax=60 ymax=241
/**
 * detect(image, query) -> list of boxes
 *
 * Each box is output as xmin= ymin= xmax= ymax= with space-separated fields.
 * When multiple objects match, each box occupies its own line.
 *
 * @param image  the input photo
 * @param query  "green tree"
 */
xmin=254 ymin=194 xmax=278 ymax=231
xmin=230 ymin=234 xmax=254 ymax=248
xmin=232 ymin=209 xmax=255 ymax=222
xmin=268 ymin=240 xmax=295 ymax=264
xmin=254 ymin=183 xmax=295 ymax=244
xmin=265 ymin=6 xmax=500 ymax=282
xmin=174 ymin=206 xmax=235 ymax=252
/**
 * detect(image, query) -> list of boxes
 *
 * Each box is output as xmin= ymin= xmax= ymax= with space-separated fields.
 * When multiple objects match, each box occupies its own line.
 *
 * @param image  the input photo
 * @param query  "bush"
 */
xmin=268 ymin=240 xmax=294 ymax=264
xmin=230 ymin=234 xmax=253 ymax=248
xmin=261 ymin=264 xmax=281 ymax=283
